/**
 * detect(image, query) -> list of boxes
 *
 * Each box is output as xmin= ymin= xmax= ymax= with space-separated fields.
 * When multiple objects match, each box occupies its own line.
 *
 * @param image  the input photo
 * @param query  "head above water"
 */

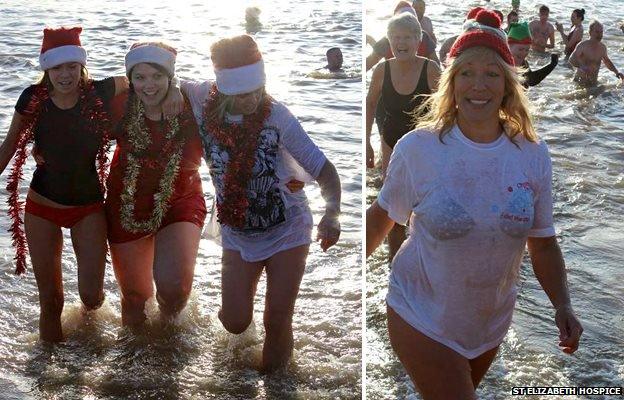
xmin=572 ymin=8 xmax=585 ymax=23
xmin=326 ymin=47 xmax=343 ymax=71
xmin=412 ymin=0 xmax=425 ymax=19
xmin=538 ymin=5 xmax=549 ymax=21
xmin=589 ymin=20 xmax=603 ymax=41
xmin=507 ymin=10 xmax=519 ymax=25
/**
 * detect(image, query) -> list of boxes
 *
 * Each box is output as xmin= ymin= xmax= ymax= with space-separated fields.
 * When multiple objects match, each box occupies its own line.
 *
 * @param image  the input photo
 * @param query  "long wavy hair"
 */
xmin=413 ymin=46 xmax=536 ymax=143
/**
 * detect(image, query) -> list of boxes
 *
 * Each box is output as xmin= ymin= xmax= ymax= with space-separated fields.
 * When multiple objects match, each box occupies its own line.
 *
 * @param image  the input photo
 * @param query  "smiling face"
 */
xmin=130 ymin=63 xmax=169 ymax=108
xmin=509 ymin=43 xmax=530 ymax=64
xmin=453 ymin=49 xmax=506 ymax=128
xmin=388 ymin=26 xmax=420 ymax=60
xmin=229 ymin=87 xmax=264 ymax=115
xmin=47 ymin=62 xmax=82 ymax=95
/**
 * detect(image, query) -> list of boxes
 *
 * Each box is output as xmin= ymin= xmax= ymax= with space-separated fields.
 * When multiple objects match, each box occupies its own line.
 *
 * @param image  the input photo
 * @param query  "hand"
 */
xmin=615 ymin=71 xmax=624 ymax=81
xmin=162 ymin=84 xmax=184 ymax=118
xmin=555 ymin=22 xmax=563 ymax=32
xmin=555 ymin=304 xmax=583 ymax=354
xmin=285 ymin=179 xmax=304 ymax=193
xmin=31 ymin=145 xmax=44 ymax=166
xmin=366 ymin=141 xmax=375 ymax=168
xmin=316 ymin=213 xmax=340 ymax=252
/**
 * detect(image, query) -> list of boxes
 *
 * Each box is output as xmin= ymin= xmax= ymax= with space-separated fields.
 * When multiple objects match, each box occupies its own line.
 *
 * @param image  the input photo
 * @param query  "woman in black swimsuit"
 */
xmin=366 ymin=11 xmax=440 ymax=261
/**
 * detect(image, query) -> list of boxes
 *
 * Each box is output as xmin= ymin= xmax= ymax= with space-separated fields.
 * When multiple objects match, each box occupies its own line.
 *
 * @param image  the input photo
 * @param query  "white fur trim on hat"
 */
xmin=214 ymin=60 xmax=266 ymax=95
xmin=463 ymin=20 xmax=508 ymax=42
xmin=125 ymin=45 xmax=176 ymax=77
xmin=39 ymin=45 xmax=87 ymax=71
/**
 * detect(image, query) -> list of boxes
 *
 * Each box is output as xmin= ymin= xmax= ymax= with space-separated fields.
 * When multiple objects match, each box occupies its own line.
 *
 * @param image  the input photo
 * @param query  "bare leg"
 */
xmin=110 ymin=236 xmax=155 ymax=327
xmin=381 ymin=139 xmax=407 ymax=262
xmin=387 ymin=305 xmax=481 ymax=400
xmin=262 ymin=245 xmax=309 ymax=372
xmin=25 ymin=212 xmax=64 ymax=342
xmin=469 ymin=345 xmax=499 ymax=388
xmin=71 ymin=209 xmax=107 ymax=310
xmin=218 ymin=249 xmax=264 ymax=334
xmin=153 ymin=222 xmax=200 ymax=318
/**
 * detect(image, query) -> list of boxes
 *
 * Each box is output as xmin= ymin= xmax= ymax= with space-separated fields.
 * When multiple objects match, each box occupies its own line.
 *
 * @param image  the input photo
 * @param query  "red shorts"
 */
xmin=106 ymin=193 xmax=207 ymax=243
xmin=25 ymin=198 xmax=104 ymax=228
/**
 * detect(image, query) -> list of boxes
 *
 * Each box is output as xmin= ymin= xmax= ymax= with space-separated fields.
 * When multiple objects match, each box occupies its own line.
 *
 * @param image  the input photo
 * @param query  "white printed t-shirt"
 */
xmin=182 ymin=80 xmax=327 ymax=261
xmin=379 ymin=125 xmax=556 ymax=359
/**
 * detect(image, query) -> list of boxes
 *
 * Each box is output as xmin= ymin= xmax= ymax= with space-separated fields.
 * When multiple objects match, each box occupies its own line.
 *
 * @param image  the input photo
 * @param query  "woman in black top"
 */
xmin=366 ymin=12 xmax=440 ymax=260
xmin=0 ymin=27 xmax=132 ymax=342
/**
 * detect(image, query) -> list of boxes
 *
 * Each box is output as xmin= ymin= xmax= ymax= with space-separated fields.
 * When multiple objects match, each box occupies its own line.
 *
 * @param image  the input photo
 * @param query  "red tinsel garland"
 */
xmin=202 ymin=84 xmax=272 ymax=229
xmin=6 ymin=81 xmax=110 ymax=275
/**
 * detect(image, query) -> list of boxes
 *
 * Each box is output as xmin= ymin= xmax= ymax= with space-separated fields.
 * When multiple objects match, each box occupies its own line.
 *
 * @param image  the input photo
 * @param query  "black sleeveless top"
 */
xmin=15 ymin=78 xmax=115 ymax=205
xmin=381 ymin=60 xmax=430 ymax=149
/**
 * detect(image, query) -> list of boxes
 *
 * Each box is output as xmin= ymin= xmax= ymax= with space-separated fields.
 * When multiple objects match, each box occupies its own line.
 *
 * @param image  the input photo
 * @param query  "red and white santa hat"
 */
xmin=39 ymin=26 xmax=87 ymax=71
xmin=125 ymin=41 xmax=177 ymax=77
xmin=448 ymin=8 xmax=515 ymax=66
xmin=211 ymin=35 xmax=265 ymax=96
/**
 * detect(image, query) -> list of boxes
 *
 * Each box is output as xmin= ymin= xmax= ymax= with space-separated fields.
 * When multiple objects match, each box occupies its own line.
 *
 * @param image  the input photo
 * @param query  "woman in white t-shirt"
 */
xmin=366 ymin=9 xmax=582 ymax=399
xmin=181 ymin=35 xmax=341 ymax=372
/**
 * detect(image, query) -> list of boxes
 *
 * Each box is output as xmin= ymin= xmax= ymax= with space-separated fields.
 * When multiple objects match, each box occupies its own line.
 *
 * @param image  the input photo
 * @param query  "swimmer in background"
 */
xmin=569 ymin=20 xmax=624 ymax=85
xmin=412 ymin=0 xmax=437 ymax=45
xmin=529 ymin=5 xmax=555 ymax=52
xmin=245 ymin=6 xmax=262 ymax=34
xmin=556 ymin=8 xmax=585 ymax=58
xmin=325 ymin=47 xmax=344 ymax=72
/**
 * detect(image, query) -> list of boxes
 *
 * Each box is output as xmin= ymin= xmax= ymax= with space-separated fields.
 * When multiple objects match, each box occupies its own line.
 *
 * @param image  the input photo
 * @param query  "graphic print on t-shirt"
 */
xmin=206 ymin=125 xmax=286 ymax=231
xmin=499 ymin=182 xmax=534 ymax=238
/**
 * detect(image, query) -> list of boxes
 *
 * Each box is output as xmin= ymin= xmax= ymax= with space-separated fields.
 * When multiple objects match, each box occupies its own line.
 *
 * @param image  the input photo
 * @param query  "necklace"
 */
xmin=119 ymin=98 xmax=185 ymax=233
xmin=202 ymin=84 xmax=272 ymax=228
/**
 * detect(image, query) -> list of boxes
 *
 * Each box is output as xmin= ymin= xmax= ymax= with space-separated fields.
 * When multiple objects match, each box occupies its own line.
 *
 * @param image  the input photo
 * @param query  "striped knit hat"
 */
xmin=448 ymin=8 xmax=515 ymax=66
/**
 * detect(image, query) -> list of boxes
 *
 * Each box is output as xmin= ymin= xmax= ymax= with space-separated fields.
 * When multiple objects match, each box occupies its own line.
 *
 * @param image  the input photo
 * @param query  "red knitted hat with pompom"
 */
xmin=448 ymin=8 xmax=514 ymax=66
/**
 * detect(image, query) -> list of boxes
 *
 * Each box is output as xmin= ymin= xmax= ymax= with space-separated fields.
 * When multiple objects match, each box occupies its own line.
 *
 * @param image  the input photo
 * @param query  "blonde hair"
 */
xmin=414 ymin=46 xmax=536 ymax=143
xmin=205 ymin=87 xmax=266 ymax=124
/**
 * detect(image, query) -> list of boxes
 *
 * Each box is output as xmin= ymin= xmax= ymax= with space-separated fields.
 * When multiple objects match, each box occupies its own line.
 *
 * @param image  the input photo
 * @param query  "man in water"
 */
xmin=325 ymin=47 xmax=344 ymax=72
xmin=529 ymin=5 xmax=555 ymax=52
xmin=569 ymin=20 xmax=624 ymax=85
